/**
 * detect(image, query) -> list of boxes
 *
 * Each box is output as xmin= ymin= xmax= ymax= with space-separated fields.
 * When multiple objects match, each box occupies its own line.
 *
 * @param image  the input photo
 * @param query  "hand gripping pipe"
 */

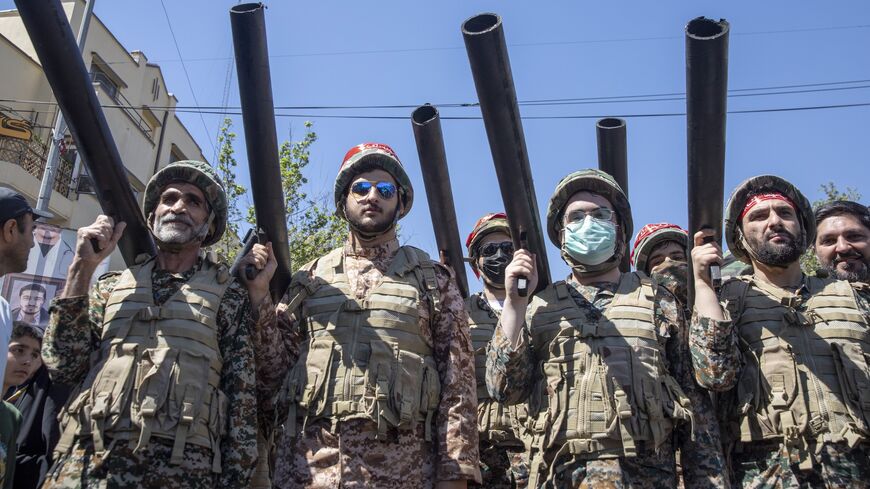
xmin=230 ymin=3 xmax=293 ymax=300
xmin=14 ymin=0 xmax=156 ymax=264
xmin=461 ymin=13 xmax=551 ymax=294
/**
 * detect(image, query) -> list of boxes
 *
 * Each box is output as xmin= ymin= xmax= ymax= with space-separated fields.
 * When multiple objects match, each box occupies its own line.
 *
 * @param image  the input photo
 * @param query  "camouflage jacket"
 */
xmin=486 ymin=273 xmax=726 ymax=488
xmin=254 ymin=238 xmax=481 ymax=483
xmin=43 ymin=258 xmax=260 ymax=488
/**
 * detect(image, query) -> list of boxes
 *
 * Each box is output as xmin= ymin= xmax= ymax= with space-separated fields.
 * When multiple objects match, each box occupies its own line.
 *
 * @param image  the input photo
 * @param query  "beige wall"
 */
xmin=0 ymin=0 xmax=208 ymax=271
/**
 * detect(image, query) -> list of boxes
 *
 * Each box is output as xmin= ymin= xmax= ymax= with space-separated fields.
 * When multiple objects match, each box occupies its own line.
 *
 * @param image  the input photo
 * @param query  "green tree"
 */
xmin=212 ymin=118 xmax=247 ymax=263
xmin=246 ymin=121 xmax=347 ymax=269
xmin=800 ymin=182 xmax=861 ymax=274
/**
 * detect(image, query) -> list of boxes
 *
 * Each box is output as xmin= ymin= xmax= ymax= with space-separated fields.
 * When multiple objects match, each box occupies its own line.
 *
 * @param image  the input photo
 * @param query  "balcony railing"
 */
xmin=0 ymin=135 xmax=75 ymax=198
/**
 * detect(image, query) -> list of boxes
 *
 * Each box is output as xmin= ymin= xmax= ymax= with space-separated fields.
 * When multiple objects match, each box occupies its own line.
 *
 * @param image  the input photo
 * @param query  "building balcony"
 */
xmin=0 ymin=134 xmax=75 ymax=198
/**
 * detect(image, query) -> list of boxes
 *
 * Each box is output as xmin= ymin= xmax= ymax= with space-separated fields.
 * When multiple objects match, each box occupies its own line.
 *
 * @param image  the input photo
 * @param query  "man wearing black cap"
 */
xmin=0 ymin=187 xmax=50 ymax=387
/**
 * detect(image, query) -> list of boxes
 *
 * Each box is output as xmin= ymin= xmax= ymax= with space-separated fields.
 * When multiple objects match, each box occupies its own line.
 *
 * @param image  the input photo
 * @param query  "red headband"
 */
xmin=341 ymin=142 xmax=399 ymax=168
xmin=738 ymin=192 xmax=795 ymax=221
xmin=630 ymin=223 xmax=687 ymax=265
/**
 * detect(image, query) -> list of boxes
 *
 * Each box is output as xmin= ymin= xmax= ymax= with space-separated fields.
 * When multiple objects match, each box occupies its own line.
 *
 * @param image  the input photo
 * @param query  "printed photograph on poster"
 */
xmin=1 ymin=273 xmax=65 ymax=332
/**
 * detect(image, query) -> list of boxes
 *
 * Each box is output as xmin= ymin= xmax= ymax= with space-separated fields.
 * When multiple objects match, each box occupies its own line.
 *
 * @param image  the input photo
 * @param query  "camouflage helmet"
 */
xmin=334 ymin=142 xmax=413 ymax=220
xmin=144 ymin=160 xmax=227 ymax=247
xmin=724 ymin=174 xmax=814 ymax=264
xmin=631 ymin=223 xmax=688 ymax=273
xmin=465 ymin=212 xmax=511 ymax=278
xmin=546 ymin=169 xmax=633 ymax=248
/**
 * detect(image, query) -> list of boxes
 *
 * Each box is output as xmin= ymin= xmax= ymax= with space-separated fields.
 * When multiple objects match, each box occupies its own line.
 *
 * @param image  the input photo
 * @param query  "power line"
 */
xmin=158 ymin=0 xmax=216 ymax=157
xmin=3 ymin=78 xmax=868 ymax=112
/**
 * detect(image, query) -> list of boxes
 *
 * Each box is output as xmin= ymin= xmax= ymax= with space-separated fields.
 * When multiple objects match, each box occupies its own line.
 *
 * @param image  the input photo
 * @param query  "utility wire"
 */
xmin=158 ymin=0 xmax=216 ymax=157
xmin=3 ymin=78 xmax=868 ymax=112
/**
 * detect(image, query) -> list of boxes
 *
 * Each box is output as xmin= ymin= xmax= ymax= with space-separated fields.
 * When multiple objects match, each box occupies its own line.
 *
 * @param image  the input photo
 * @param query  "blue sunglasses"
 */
xmin=350 ymin=181 xmax=397 ymax=200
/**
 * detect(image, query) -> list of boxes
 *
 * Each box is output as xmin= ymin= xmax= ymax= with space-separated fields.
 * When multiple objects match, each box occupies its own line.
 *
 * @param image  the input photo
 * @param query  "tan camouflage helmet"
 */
xmin=144 ymin=160 xmax=227 ymax=246
xmin=334 ymin=142 xmax=413 ymax=220
xmin=724 ymin=174 xmax=814 ymax=264
xmin=546 ymin=169 xmax=633 ymax=248
xmin=631 ymin=223 xmax=688 ymax=273
xmin=465 ymin=212 xmax=511 ymax=277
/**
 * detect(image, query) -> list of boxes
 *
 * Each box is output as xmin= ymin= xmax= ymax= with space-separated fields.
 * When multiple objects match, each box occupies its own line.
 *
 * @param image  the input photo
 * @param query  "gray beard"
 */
xmin=821 ymin=260 xmax=870 ymax=283
xmin=152 ymin=214 xmax=209 ymax=249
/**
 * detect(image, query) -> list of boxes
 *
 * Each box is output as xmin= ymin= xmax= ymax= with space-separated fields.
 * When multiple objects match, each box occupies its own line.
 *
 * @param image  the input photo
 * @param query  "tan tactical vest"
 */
xmin=466 ymin=294 xmax=525 ymax=445
xmin=56 ymin=255 xmax=231 ymax=472
xmin=723 ymin=275 xmax=870 ymax=465
xmin=525 ymin=272 xmax=693 ymax=485
xmin=279 ymin=246 xmax=442 ymax=440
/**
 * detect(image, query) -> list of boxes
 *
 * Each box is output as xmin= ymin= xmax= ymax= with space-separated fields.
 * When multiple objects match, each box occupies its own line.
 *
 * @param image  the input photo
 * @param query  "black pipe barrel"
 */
xmin=461 ymin=13 xmax=551 ymax=292
xmin=14 ymin=0 xmax=155 ymax=264
xmin=685 ymin=17 xmax=729 ymax=306
xmin=411 ymin=104 xmax=469 ymax=298
xmin=230 ymin=3 xmax=292 ymax=299
xmin=596 ymin=117 xmax=630 ymax=272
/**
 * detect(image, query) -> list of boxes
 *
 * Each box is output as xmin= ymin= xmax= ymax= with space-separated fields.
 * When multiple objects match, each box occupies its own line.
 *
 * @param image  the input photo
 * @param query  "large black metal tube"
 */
xmin=14 ymin=0 xmax=155 ymax=264
xmin=685 ymin=17 xmax=729 ymax=307
xmin=230 ymin=3 xmax=292 ymax=299
xmin=596 ymin=117 xmax=630 ymax=272
xmin=461 ymin=13 xmax=551 ymax=293
xmin=411 ymin=104 xmax=469 ymax=298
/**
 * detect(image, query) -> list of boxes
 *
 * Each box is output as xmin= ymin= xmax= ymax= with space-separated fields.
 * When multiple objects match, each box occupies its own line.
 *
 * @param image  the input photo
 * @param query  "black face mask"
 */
xmin=480 ymin=248 xmax=512 ymax=289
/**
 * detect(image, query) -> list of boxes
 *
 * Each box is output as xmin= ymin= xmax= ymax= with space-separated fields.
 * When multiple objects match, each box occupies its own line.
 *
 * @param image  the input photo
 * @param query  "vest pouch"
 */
xmin=419 ymin=356 xmax=441 ymax=441
xmin=599 ymin=345 xmax=637 ymax=438
xmin=167 ymin=350 xmax=213 ymax=464
xmin=130 ymin=347 xmax=175 ymax=449
xmin=832 ymin=342 xmax=870 ymax=432
xmin=55 ymin=387 xmax=91 ymax=455
xmin=758 ymin=343 xmax=802 ymax=438
xmin=392 ymin=348 xmax=424 ymax=429
xmin=88 ymin=343 xmax=139 ymax=449
xmin=298 ymin=338 xmax=336 ymax=417
xmin=209 ymin=388 xmax=229 ymax=441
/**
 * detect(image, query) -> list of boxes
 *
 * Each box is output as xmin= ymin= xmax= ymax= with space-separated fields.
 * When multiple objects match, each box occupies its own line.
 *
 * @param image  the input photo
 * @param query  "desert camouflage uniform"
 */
xmin=41 ymin=259 xmax=259 ymax=488
xmin=467 ymin=292 xmax=529 ymax=489
xmin=255 ymin=239 xmax=481 ymax=488
xmin=486 ymin=274 xmax=723 ymax=489
xmin=691 ymin=280 xmax=870 ymax=488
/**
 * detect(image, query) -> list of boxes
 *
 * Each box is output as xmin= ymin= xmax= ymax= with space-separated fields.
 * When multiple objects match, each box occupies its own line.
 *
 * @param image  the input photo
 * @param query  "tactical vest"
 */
xmin=723 ymin=275 xmax=870 ymax=465
xmin=56 ymin=255 xmax=231 ymax=472
xmin=279 ymin=246 xmax=442 ymax=440
xmin=466 ymin=294 xmax=525 ymax=445
xmin=525 ymin=272 xmax=693 ymax=485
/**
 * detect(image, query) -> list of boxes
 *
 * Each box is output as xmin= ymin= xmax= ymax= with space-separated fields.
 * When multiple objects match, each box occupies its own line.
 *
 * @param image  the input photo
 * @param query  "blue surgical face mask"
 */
xmin=562 ymin=216 xmax=617 ymax=266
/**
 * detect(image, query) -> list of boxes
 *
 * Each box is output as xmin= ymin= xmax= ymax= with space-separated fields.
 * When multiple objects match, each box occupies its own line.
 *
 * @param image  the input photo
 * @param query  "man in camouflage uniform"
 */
xmin=631 ymin=223 xmax=728 ymax=489
xmin=691 ymin=175 xmax=870 ymax=488
xmin=41 ymin=160 xmax=260 ymax=488
xmin=813 ymin=200 xmax=869 ymax=283
xmin=247 ymin=142 xmax=480 ymax=488
xmin=465 ymin=213 xmax=528 ymax=488
xmin=486 ymin=169 xmax=724 ymax=488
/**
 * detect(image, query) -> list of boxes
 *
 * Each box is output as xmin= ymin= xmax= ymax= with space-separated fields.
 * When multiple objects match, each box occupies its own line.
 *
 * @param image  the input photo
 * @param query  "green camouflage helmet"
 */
xmin=334 ymin=142 xmax=413 ymax=220
xmin=546 ymin=169 xmax=633 ymax=248
xmin=724 ymin=174 xmax=814 ymax=264
xmin=144 ymin=160 xmax=227 ymax=247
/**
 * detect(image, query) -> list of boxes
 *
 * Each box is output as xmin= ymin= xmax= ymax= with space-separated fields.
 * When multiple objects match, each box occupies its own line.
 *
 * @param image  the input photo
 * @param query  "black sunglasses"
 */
xmin=350 ymin=181 xmax=397 ymax=200
xmin=480 ymin=241 xmax=513 ymax=257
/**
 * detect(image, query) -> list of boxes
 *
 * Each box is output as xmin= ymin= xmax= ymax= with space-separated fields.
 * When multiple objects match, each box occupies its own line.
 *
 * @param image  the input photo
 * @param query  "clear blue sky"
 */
xmin=6 ymin=0 xmax=869 ymax=286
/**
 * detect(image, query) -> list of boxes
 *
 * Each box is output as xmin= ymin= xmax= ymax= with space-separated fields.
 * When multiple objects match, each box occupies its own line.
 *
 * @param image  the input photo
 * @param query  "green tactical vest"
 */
xmin=56 ymin=254 xmax=231 ymax=473
xmin=279 ymin=245 xmax=442 ymax=441
xmin=723 ymin=275 xmax=870 ymax=463
xmin=525 ymin=272 xmax=693 ymax=485
xmin=466 ymin=294 xmax=525 ymax=445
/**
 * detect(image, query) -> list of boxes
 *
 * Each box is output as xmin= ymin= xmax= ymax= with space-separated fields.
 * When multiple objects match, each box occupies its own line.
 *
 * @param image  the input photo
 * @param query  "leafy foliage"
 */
xmin=212 ymin=118 xmax=247 ymax=263
xmin=800 ymin=182 xmax=861 ymax=274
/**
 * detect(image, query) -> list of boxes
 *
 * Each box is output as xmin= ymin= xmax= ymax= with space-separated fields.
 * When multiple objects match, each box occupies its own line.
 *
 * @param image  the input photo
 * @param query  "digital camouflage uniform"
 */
xmin=255 ymin=238 xmax=481 ymax=488
xmin=690 ymin=174 xmax=870 ymax=488
xmin=41 ymin=256 xmax=259 ymax=489
xmin=466 ymin=292 xmax=529 ymax=489
xmin=486 ymin=273 xmax=724 ymax=489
